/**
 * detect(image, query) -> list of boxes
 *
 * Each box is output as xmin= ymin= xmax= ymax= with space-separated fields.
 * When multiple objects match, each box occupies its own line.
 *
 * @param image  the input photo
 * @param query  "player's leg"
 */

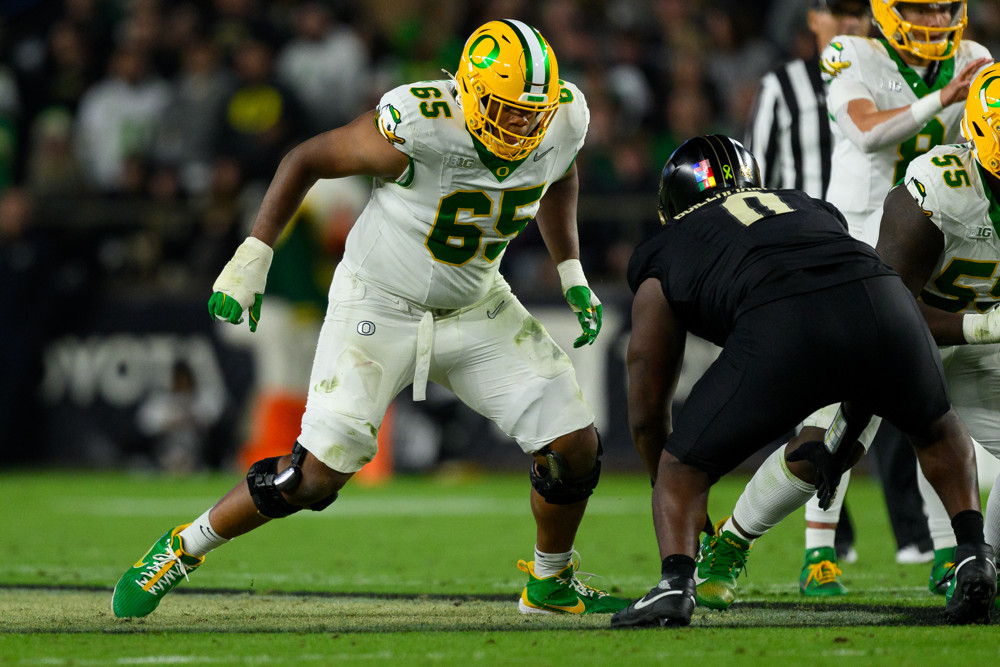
xmin=905 ymin=409 xmax=996 ymax=623
xmin=112 ymin=267 xmax=414 ymax=618
xmin=614 ymin=294 xmax=857 ymax=626
xmin=435 ymin=285 xmax=627 ymax=614
xmin=916 ymin=465 xmax=958 ymax=594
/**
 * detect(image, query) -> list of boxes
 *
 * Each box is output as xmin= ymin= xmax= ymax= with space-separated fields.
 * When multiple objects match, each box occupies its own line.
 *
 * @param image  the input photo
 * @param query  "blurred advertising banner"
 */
xmin=33 ymin=296 xmax=253 ymax=469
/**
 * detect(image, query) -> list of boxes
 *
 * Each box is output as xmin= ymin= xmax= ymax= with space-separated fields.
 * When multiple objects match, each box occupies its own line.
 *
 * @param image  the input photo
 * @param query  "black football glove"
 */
xmin=785 ymin=440 xmax=852 ymax=511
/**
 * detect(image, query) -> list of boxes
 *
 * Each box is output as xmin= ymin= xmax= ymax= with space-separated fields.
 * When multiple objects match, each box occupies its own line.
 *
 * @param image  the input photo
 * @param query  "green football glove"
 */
xmin=558 ymin=259 xmax=602 ymax=348
xmin=208 ymin=237 xmax=273 ymax=333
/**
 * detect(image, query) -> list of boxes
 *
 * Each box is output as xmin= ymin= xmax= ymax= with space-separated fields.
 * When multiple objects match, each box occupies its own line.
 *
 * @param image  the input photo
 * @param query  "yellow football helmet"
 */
xmin=456 ymin=20 xmax=560 ymax=161
xmin=962 ymin=63 xmax=1000 ymax=177
xmin=871 ymin=0 xmax=967 ymax=61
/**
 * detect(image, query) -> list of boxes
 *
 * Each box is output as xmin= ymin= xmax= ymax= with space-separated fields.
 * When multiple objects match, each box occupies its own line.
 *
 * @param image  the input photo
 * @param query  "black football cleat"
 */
xmin=945 ymin=542 xmax=997 ymax=625
xmin=610 ymin=575 xmax=696 ymax=628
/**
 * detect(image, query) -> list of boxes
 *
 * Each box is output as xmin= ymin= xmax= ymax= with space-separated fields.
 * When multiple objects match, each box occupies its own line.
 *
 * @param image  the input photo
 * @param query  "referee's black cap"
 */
xmin=811 ymin=0 xmax=869 ymax=15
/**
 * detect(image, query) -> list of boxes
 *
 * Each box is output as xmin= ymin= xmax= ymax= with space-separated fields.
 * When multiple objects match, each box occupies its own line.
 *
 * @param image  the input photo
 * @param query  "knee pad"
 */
xmin=246 ymin=442 xmax=339 ymax=519
xmin=530 ymin=438 xmax=603 ymax=505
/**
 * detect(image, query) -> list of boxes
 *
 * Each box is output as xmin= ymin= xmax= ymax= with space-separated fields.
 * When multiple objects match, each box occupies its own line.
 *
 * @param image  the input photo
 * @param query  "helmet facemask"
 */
xmin=962 ymin=64 xmax=1000 ymax=178
xmin=457 ymin=20 xmax=561 ymax=162
xmin=871 ymin=1 xmax=967 ymax=61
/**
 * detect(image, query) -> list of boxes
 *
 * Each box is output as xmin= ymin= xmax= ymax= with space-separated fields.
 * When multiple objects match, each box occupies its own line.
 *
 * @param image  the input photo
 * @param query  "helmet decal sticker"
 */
xmin=694 ymin=159 xmax=717 ymax=191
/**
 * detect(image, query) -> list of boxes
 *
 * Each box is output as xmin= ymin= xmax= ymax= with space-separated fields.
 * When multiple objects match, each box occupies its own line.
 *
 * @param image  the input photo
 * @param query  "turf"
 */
xmin=1 ymin=470 xmax=996 ymax=665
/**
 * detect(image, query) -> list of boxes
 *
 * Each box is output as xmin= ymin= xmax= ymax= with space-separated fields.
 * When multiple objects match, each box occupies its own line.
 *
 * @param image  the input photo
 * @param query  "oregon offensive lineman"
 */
xmin=111 ymin=19 xmax=629 ymax=619
xmin=877 ymin=63 xmax=1000 ymax=606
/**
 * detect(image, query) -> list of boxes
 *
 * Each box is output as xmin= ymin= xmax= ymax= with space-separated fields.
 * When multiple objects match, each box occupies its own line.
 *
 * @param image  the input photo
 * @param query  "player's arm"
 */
xmin=536 ymin=162 xmax=602 ymax=347
xmin=831 ymin=57 xmax=991 ymax=153
xmin=209 ymin=111 xmax=410 ymax=331
xmin=876 ymin=184 xmax=965 ymax=344
xmin=626 ymin=278 xmax=686 ymax=481
xmin=250 ymin=111 xmax=410 ymax=246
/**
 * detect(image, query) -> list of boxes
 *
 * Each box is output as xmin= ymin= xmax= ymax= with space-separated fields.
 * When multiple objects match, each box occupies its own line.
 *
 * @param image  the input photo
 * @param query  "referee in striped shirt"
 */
xmin=746 ymin=0 xmax=868 ymax=198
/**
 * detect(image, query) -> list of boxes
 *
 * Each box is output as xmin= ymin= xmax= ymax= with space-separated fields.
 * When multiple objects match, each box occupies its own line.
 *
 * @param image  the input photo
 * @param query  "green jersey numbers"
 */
xmin=894 ymin=118 xmax=946 ymax=184
xmin=929 ymin=153 xmax=972 ymax=189
xmin=921 ymin=257 xmax=1000 ymax=312
xmin=426 ymin=185 xmax=545 ymax=265
xmin=720 ymin=191 xmax=795 ymax=226
xmin=410 ymin=86 xmax=453 ymax=119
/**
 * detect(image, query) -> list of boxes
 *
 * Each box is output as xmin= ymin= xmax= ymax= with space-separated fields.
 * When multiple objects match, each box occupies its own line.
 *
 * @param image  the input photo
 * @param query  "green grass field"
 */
xmin=1 ymin=469 xmax=996 ymax=665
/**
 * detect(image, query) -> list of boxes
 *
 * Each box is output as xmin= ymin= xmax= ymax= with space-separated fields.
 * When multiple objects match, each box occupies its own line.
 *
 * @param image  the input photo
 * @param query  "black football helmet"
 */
xmin=658 ymin=135 xmax=761 ymax=221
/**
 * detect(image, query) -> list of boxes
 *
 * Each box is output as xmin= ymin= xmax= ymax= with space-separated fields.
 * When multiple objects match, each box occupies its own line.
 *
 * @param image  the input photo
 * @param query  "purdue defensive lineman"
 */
xmin=877 ymin=63 xmax=1000 ymax=608
xmin=610 ymin=135 xmax=995 ymax=628
xmin=695 ymin=0 xmax=993 ymax=606
xmin=111 ymin=20 xmax=629 ymax=619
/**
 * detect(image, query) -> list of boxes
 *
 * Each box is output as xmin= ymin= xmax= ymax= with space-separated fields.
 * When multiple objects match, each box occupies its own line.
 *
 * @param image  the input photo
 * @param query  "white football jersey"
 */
xmin=903 ymin=143 xmax=1000 ymax=314
xmin=821 ymin=35 xmax=991 ymax=240
xmin=341 ymin=78 xmax=588 ymax=310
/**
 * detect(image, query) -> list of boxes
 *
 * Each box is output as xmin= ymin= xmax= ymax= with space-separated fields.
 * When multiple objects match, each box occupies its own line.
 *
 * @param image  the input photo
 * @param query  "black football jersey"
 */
xmin=626 ymin=188 xmax=895 ymax=346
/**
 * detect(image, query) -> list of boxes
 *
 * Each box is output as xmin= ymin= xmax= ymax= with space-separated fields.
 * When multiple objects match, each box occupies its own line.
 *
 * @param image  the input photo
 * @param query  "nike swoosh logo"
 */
xmin=533 ymin=147 xmax=554 ymax=161
xmin=633 ymin=590 xmax=684 ymax=609
xmin=487 ymin=300 xmax=505 ymax=319
xmin=547 ymin=599 xmax=586 ymax=613
xmin=694 ymin=573 xmax=708 ymax=585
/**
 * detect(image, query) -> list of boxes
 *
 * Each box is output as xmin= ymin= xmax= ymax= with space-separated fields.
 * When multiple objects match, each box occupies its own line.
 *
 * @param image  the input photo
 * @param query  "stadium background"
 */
xmin=2 ymin=0 xmax=1000 ymax=479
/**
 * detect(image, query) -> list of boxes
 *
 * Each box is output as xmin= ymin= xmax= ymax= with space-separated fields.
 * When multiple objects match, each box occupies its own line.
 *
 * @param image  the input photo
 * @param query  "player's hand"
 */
xmin=565 ymin=285 xmax=603 ymax=348
xmin=941 ymin=57 xmax=993 ymax=106
xmin=207 ymin=237 xmax=273 ymax=333
xmin=785 ymin=440 xmax=851 ymax=511
xmin=963 ymin=304 xmax=1000 ymax=344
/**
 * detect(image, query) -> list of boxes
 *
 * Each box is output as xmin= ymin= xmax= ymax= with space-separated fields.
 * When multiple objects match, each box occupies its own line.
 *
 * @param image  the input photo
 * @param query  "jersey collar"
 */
xmin=877 ymin=38 xmax=956 ymax=97
xmin=468 ymin=131 xmax=529 ymax=182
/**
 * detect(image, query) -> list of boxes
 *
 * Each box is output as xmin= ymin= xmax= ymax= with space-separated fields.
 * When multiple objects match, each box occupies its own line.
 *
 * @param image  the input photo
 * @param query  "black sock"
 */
xmin=661 ymin=554 xmax=695 ymax=580
xmin=951 ymin=509 xmax=985 ymax=546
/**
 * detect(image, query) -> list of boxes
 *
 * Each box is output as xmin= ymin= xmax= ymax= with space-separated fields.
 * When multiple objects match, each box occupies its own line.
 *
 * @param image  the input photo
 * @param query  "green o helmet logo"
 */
xmin=469 ymin=35 xmax=500 ymax=70
xmin=982 ymin=75 xmax=1000 ymax=109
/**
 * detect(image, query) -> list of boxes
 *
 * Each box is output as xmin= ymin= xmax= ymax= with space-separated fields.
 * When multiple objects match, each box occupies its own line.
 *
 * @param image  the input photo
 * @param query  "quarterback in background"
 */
xmin=696 ymin=0 xmax=993 ymax=607
xmin=111 ymin=19 xmax=628 ymax=619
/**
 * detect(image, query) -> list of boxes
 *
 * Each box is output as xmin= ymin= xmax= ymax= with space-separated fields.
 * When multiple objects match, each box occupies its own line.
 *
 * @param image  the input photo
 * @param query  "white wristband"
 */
xmin=557 ymin=258 xmax=589 ymax=294
xmin=911 ymin=92 xmax=945 ymax=127
xmin=962 ymin=311 xmax=989 ymax=344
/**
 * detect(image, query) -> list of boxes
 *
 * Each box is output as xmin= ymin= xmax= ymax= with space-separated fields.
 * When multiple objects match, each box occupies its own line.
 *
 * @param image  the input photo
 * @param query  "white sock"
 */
xmin=916 ymin=462 xmax=957 ymax=551
xmin=178 ymin=510 xmax=230 ymax=558
xmin=732 ymin=444 xmax=816 ymax=539
xmin=533 ymin=546 xmax=573 ymax=578
xmin=805 ymin=527 xmax=836 ymax=551
xmin=985 ymin=470 xmax=1000 ymax=562
xmin=804 ymin=468 xmax=850 ymax=524
xmin=721 ymin=516 xmax=754 ymax=543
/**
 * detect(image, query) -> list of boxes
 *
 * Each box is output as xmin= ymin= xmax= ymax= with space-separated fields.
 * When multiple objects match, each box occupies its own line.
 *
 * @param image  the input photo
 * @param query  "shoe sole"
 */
xmin=518 ymin=599 xmax=558 ymax=615
xmin=946 ymin=581 xmax=996 ymax=625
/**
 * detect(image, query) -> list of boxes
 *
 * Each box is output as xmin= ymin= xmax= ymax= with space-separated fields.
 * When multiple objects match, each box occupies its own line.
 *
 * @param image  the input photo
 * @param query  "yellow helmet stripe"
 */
xmin=500 ymin=19 xmax=550 ymax=101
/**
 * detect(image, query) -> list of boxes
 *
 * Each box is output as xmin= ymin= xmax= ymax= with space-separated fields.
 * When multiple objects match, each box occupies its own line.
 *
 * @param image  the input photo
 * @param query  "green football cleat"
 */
xmin=516 ymin=557 xmax=629 ymax=614
xmin=112 ymin=524 xmax=204 ymax=618
xmin=929 ymin=546 xmax=956 ymax=596
xmin=800 ymin=547 xmax=848 ymax=596
xmin=695 ymin=521 xmax=752 ymax=611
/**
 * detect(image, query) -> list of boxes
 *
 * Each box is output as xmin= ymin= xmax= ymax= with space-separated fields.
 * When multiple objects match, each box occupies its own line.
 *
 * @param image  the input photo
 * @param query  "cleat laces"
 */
xmin=803 ymin=559 xmax=842 ymax=588
xmin=562 ymin=551 xmax=611 ymax=599
xmin=136 ymin=543 xmax=193 ymax=594
xmin=706 ymin=537 xmax=750 ymax=578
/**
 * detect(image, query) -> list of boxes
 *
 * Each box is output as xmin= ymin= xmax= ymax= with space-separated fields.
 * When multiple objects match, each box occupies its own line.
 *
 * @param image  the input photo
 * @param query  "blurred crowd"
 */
xmin=2 ymin=0 xmax=1000 ymax=293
